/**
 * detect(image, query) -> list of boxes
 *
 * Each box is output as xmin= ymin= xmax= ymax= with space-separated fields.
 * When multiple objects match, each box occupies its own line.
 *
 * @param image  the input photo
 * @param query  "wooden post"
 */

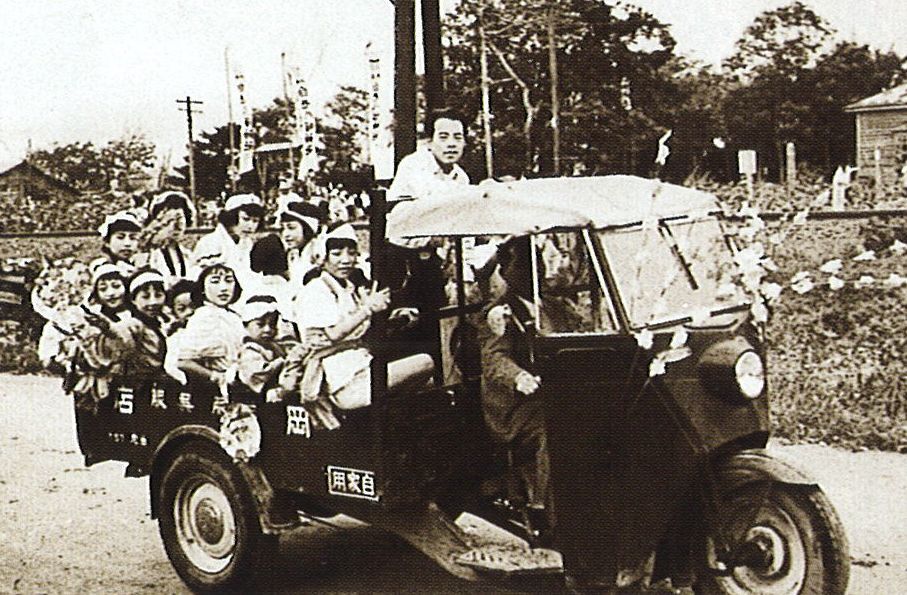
xmin=874 ymin=145 xmax=883 ymax=199
xmin=832 ymin=166 xmax=846 ymax=210
xmin=738 ymin=150 xmax=757 ymax=207
xmin=394 ymin=0 xmax=417 ymax=169
xmin=785 ymin=142 xmax=796 ymax=189
xmin=421 ymin=0 xmax=444 ymax=117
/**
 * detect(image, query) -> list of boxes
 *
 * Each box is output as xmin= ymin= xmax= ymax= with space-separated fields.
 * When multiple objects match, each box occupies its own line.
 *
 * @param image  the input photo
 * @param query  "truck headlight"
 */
xmin=735 ymin=351 xmax=764 ymax=399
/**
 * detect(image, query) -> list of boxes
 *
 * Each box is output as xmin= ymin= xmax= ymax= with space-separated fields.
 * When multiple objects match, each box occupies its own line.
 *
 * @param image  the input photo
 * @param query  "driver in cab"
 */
xmin=479 ymin=236 xmax=573 ymax=546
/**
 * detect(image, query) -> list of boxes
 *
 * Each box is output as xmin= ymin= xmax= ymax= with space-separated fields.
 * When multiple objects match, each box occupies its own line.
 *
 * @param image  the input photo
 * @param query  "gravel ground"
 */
xmin=1 ymin=373 xmax=904 ymax=593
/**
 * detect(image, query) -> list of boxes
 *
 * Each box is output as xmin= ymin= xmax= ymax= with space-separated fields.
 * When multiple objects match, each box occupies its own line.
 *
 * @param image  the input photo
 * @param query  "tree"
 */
xmin=317 ymin=85 xmax=374 ymax=192
xmin=444 ymin=0 xmax=676 ymax=178
xmin=799 ymin=42 xmax=906 ymax=170
xmin=724 ymin=1 xmax=834 ymax=82
xmin=101 ymin=133 xmax=157 ymax=193
xmin=722 ymin=1 xmax=835 ymax=178
xmin=173 ymin=124 xmax=235 ymax=200
xmin=30 ymin=133 xmax=157 ymax=194
xmin=29 ymin=141 xmax=106 ymax=193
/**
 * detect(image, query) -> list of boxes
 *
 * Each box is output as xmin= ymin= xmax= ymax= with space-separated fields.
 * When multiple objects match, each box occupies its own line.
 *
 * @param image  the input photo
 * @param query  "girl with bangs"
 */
xmin=192 ymin=193 xmax=264 ymax=290
xmin=91 ymin=210 xmax=143 ymax=276
xmin=176 ymin=263 xmax=245 ymax=392
xmin=286 ymin=223 xmax=433 ymax=413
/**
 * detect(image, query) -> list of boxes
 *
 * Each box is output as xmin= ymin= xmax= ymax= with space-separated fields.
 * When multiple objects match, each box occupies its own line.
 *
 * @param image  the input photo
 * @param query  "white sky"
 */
xmin=1 ymin=0 xmax=905 ymax=171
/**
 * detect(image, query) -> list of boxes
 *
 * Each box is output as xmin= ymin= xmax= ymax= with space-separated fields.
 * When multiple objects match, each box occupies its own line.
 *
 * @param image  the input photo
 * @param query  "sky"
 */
xmin=1 ymin=0 xmax=905 ymax=172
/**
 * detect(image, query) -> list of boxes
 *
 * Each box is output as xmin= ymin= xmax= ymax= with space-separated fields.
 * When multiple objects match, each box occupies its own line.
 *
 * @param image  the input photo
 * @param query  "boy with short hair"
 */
xmin=232 ymin=296 xmax=288 ymax=404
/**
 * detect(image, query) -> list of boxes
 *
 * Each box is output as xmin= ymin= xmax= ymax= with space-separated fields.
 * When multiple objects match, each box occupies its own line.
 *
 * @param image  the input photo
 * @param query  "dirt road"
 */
xmin=1 ymin=373 xmax=904 ymax=593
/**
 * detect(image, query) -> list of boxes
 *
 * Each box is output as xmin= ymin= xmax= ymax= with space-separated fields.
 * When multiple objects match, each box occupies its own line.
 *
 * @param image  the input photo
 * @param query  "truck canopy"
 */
xmin=386 ymin=175 xmax=720 ymax=239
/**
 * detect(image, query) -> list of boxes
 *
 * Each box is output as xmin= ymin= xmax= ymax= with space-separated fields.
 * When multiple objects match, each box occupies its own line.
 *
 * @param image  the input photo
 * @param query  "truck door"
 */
xmin=529 ymin=230 xmax=697 ymax=585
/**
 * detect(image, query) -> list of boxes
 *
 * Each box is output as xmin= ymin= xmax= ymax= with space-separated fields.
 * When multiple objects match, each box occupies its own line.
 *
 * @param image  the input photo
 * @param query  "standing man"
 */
xmin=387 ymin=108 xmax=470 ymax=203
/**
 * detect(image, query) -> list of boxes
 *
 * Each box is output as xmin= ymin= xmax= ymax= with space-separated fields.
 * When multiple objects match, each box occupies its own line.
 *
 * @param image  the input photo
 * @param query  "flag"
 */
xmin=286 ymin=66 xmax=318 ymax=179
xmin=655 ymin=129 xmax=672 ymax=166
xmin=235 ymin=71 xmax=255 ymax=174
xmin=366 ymin=43 xmax=381 ymax=167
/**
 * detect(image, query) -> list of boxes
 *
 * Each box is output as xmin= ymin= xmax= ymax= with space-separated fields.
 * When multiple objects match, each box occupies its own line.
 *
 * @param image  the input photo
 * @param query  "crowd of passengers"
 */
xmin=38 ymin=108 xmax=560 ymax=542
xmin=37 ymin=189 xmax=435 ymax=427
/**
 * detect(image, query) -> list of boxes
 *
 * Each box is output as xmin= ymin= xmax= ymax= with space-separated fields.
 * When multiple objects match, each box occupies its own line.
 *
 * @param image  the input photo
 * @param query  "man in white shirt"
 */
xmin=387 ymin=108 xmax=470 ymax=203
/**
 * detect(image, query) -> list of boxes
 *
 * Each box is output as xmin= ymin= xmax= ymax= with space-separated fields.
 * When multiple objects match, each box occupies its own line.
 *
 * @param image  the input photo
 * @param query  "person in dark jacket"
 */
xmin=479 ymin=236 xmax=559 ymax=544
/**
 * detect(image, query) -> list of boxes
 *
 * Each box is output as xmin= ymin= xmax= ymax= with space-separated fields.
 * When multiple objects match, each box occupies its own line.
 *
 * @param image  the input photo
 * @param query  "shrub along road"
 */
xmin=1 ymin=373 xmax=904 ymax=593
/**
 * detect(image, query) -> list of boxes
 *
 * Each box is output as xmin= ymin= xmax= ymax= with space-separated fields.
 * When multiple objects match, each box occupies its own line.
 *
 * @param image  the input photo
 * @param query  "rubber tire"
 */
xmin=157 ymin=442 xmax=278 ymax=593
xmin=697 ymin=483 xmax=849 ymax=595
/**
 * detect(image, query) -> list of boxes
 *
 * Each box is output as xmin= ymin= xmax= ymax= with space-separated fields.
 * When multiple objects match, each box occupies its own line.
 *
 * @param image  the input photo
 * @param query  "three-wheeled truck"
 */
xmin=71 ymin=175 xmax=849 ymax=593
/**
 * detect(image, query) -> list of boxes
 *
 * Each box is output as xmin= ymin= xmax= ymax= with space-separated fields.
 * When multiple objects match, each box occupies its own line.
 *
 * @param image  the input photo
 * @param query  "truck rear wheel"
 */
xmin=157 ymin=442 xmax=277 ymax=593
xmin=698 ymin=482 xmax=849 ymax=595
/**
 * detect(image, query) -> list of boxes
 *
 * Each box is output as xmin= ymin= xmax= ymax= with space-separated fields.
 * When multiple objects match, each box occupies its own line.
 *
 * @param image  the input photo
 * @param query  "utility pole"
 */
xmin=176 ymin=96 xmax=204 ymax=201
xmin=224 ymin=48 xmax=237 ymax=193
xmin=394 ymin=0 xmax=417 ymax=169
xmin=478 ymin=2 xmax=494 ymax=178
xmin=546 ymin=7 xmax=561 ymax=175
xmin=421 ymin=0 xmax=444 ymax=117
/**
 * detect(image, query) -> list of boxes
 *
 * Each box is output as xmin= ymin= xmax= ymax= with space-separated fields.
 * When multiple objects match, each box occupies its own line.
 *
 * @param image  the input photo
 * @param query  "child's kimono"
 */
xmin=40 ymin=305 xmax=130 ymax=412
xmin=178 ymin=304 xmax=246 ymax=371
xmin=234 ymin=337 xmax=288 ymax=403
xmin=105 ymin=310 xmax=167 ymax=381
xmin=294 ymin=270 xmax=372 ymax=410
xmin=177 ymin=304 xmax=246 ymax=408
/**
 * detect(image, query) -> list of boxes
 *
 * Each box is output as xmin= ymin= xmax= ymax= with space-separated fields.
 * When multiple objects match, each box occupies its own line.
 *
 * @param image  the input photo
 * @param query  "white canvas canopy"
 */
xmin=386 ymin=175 xmax=720 ymax=239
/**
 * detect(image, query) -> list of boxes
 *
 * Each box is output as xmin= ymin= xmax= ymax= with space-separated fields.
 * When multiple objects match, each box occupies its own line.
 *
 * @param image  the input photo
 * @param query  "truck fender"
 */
xmin=148 ymin=425 xmax=295 ymax=534
xmin=148 ymin=425 xmax=223 ymax=519
xmin=714 ymin=448 xmax=818 ymax=489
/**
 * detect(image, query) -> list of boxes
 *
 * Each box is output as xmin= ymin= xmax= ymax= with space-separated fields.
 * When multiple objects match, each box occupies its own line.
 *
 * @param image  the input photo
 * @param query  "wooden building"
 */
xmin=0 ymin=160 xmax=82 ymax=205
xmin=844 ymin=83 xmax=907 ymax=186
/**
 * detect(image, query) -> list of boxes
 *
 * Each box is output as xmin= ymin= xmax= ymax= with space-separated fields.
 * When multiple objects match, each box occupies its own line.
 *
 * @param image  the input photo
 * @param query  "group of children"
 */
xmin=37 ymin=188 xmax=425 ymax=422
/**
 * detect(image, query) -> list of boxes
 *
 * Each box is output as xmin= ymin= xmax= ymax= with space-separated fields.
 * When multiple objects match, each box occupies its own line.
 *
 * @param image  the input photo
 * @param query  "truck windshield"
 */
xmin=597 ymin=217 xmax=747 ymax=328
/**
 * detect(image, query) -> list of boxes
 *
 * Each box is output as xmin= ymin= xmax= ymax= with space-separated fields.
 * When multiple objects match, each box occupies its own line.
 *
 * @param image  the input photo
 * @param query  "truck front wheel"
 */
xmin=157 ymin=442 xmax=277 ymax=592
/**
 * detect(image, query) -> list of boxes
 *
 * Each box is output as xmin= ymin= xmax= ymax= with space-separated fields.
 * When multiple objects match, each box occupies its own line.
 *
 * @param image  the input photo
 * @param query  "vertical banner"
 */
xmin=286 ymin=67 xmax=318 ymax=180
xmin=366 ymin=43 xmax=381 ymax=170
xmin=235 ymin=71 xmax=255 ymax=174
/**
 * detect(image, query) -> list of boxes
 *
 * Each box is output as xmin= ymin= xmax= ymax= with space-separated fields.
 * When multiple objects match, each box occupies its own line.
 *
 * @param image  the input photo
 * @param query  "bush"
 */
xmin=739 ymin=198 xmax=907 ymax=452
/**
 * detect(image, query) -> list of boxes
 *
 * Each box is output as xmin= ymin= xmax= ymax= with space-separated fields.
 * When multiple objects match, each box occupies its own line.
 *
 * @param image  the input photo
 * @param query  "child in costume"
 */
xmin=278 ymin=199 xmax=323 ymax=291
xmin=137 ymin=190 xmax=196 ymax=286
xmin=162 ymin=279 xmax=196 ymax=385
xmin=105 ymin=269 xmax=168 ymax=382
xmin=176 ymin=263 xmax=245 ymax=390
xmin=91 ymin=210 xmax=143 ymax=277
xmin=39 ymin=263 xmax=131 ymax=411
xmin=192 ymin=194 xmax=263 ymax=289
xmin=289 ymin=224 xmax=433 ymax=412
xmin=233 ymin=296 xmax=288 ymax=404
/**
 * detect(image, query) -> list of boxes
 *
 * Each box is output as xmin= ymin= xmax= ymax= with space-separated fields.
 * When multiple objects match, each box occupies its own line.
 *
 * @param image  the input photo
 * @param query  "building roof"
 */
xmin=845 ymin=83 xmax=907 ymax=113
xmin=0 ymin=160 xmax=81 ymax=196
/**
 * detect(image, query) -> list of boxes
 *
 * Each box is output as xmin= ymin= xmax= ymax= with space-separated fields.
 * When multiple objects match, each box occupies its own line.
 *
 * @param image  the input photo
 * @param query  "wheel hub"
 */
xmin=194 ymin=499 xmax=226 ymax=545
xmin=174 ymin=478 xmax=237 ymax=574
xmin=707 ymin=504 xmax=806 ymax=595
xmin=741 ymin=526 xmax=785 ymax=576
